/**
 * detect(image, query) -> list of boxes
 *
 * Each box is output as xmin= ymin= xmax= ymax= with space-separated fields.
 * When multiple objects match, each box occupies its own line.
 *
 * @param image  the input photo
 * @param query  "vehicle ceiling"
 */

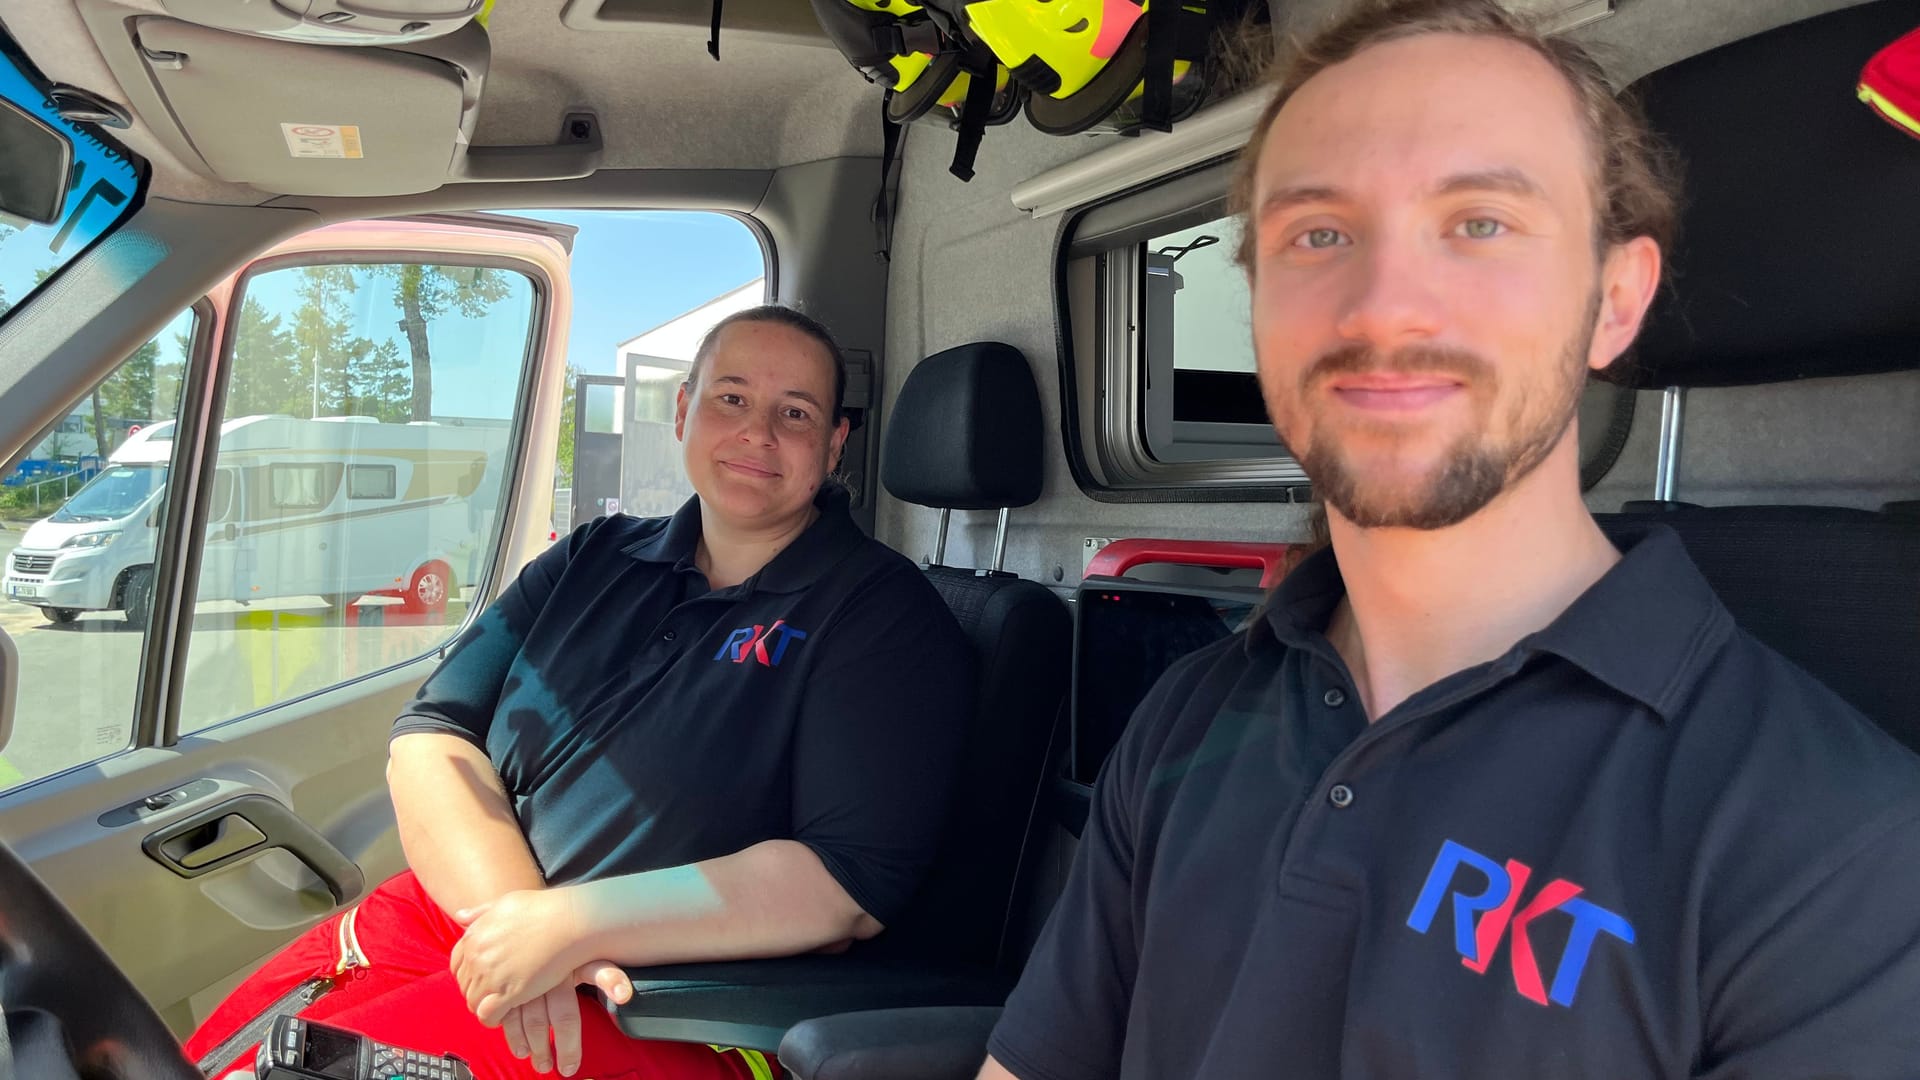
xmin=0 ymin=0 xmax=1889 ymax=210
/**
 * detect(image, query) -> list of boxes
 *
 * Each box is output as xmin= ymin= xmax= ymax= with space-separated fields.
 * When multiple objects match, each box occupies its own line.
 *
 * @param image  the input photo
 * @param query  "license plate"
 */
xmin=10 ymin=585 xmax=36 ymax=598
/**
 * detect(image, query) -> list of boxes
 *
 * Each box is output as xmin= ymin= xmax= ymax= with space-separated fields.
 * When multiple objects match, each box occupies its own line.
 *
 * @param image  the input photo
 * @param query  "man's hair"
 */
xmin=1229 ymin=0 xmax=1681 ymax=268
xmin=687 ymin=304 xmax=849 ymax=424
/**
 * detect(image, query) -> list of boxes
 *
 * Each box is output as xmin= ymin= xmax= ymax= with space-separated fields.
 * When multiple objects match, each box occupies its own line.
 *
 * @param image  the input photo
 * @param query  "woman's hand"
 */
xmin=496 ymin=961 xmax=634 ymax=1077
xmin=450 ymin=888 xmax=596 ymax=1025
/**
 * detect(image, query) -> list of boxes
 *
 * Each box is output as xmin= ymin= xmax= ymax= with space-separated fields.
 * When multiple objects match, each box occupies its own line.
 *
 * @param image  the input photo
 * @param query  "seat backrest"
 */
xmin=1596 ymin=506 xmax=1920 ymax=750
xmin=869 ymin=341 xmax=1070 ymax=971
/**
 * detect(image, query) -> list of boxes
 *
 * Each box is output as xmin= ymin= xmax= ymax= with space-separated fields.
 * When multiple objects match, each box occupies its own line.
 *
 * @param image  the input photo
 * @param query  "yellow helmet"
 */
xmin=962 ymin=0 xmax=1218 ymax=135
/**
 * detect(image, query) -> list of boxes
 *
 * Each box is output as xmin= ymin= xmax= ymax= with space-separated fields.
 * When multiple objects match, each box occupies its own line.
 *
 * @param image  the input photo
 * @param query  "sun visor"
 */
xmin=132 ymin=17 xmax=467 ymax=196
xmin=1611 ymin=0 xmax=1920 ymax=390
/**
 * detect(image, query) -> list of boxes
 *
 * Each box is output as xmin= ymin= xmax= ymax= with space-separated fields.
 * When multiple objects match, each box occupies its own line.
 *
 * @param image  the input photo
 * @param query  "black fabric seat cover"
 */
xmin=1597 ymin=507 xmax=1920 ymax=750
xmin=871 ymin=342 xmax=1069 ymax=967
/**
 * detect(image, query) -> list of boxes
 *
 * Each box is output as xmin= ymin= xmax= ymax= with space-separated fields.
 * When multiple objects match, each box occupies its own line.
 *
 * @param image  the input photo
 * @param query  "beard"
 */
xmin=1280 ymin=300 xmax=1597 ymax=531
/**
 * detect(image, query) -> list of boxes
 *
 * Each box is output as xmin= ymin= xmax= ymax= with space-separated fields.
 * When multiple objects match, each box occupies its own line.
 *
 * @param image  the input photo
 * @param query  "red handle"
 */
xmin=1085 ymin=539 xmax=1298 ymax=589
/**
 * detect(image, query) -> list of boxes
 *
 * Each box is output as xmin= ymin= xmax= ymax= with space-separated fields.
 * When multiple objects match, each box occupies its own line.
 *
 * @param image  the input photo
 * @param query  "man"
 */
xmin=980 ymin=1 xmax=1920 ymax=1076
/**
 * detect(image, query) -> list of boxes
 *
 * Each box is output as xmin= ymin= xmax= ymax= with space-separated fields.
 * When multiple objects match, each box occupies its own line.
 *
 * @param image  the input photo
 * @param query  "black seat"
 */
xmin=1597 ymin=506 xmax=1920 ymax=749
xmin=609 ymin=342 xmax=1071 ymax=1056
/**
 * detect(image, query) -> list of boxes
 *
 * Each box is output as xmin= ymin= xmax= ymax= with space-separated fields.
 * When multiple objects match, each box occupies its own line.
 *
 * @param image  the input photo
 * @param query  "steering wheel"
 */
xmin=0 ymin=836 xmax=203 ymax=1080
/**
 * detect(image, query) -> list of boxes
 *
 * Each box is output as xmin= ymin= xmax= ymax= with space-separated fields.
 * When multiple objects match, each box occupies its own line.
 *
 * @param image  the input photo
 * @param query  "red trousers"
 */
xmin=184 ymin=872 xmax=775 ymax=1080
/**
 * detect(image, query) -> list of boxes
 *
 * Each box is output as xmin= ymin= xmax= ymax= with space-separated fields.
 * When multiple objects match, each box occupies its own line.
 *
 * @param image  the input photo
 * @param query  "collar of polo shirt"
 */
xmin=618 ymin=485 xmax=863 ymax=596
xmin=1248 ymin=524 xmax=1736 ymax=723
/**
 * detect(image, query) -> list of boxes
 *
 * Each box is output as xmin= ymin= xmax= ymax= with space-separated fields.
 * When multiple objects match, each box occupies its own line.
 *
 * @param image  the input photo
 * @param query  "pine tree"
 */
xmin=379 ymin=264 xmax=514 ymax=421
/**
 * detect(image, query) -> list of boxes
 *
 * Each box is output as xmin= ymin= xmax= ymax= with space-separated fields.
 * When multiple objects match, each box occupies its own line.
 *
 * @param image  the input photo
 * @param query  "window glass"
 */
xmin=209 ymin=469 xmax=236 ymax=522
xmin=506 ymin=209 xmax=765 ymax=528
xmin=347 ymin=465 xmax=397 ymax=501
xmin=0 ymin=309 xmax=194 ymax=792
xmin=269 ymin=463 xmax=333 ymax=510
xmin=583 ymin=382 xmax=623 ymax=436
xmin=0 ymin=33 xmax=144 ymax=328
xmin=1140 ymin=215 xmax=1279 ymax=459
xmin=175 ymin=261 xmax=536 ymax=736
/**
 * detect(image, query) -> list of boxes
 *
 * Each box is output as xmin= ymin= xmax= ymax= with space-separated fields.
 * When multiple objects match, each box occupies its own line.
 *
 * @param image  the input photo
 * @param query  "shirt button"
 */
xmin=1323 ymin=688 xmax=1347 ymax=708
xmin=1328 ymin=784 xmax=1355 ymax=809
xmin=662 ymin=630 xmax=677 ymax=642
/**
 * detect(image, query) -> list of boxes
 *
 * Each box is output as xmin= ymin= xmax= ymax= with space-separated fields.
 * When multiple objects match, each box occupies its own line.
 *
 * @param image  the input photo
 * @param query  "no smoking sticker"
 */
xmin=280 ymin=123 xmax=364 ymax=159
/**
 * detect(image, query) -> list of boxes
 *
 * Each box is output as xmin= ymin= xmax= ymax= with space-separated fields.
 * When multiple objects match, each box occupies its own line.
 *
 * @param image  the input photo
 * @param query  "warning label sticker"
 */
xmin=280 ymin=124 xmax=364 ymax=159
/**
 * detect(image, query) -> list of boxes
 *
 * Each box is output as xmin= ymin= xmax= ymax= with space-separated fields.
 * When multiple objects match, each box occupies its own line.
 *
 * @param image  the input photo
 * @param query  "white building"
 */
xmin=614 ymin=278 xmax=765 ymax=368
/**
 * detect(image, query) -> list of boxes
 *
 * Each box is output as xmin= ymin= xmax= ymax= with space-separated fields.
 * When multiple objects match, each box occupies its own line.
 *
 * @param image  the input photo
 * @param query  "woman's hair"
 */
xmin=686 ymin=304 xmax=848 ymax=424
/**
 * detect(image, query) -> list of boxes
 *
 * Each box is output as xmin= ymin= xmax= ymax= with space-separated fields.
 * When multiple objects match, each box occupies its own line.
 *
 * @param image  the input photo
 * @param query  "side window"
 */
xmin=1139 ymin=215 xmax=1276 ymax=463
xmin=209 ymin=469 xmax=236 ymax=523
xmin=348 ymin=464 xmax=397 ymax=501
xmin=175 ymin=261 xmax=537 ymax=736
xmin=0 ymin=309 xmax=195 ymax=793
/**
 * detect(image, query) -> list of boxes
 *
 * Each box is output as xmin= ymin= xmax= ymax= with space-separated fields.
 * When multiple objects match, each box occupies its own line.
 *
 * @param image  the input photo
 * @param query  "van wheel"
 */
xmin=400 ymin=561 xmax=451 ymax=614
xmin=122 ymin=567 xmax=153 ymax=628
xmin=47 ymin=608 xmax=78 ymax=625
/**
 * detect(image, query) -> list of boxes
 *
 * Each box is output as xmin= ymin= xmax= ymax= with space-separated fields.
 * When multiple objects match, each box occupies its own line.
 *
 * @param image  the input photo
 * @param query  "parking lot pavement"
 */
xmin=0 ymin=526 xmax=471 ymax=791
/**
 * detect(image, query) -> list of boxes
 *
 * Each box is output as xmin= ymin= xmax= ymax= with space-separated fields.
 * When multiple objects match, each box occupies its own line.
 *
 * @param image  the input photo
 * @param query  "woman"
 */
xmin=186 ymin=306 xmax=975 ymax=1080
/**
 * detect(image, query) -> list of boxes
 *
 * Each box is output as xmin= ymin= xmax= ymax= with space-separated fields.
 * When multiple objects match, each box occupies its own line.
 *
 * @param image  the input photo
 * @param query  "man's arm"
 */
xmin=389 ymin=731 xmax=545 ymax=915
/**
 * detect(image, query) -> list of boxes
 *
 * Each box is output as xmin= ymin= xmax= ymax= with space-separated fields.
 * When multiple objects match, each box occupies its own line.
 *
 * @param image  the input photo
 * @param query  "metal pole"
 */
xmin=1655 ymin=386 xmax=1686 ymax=502
xmin=934 ymin=508 xmax=950 ymax=566
xmin=992 ymin=507 xmax=1010 ymax=573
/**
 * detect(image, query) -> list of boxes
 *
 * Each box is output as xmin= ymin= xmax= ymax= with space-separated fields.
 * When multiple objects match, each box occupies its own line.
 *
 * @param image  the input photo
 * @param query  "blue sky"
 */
xmin=2 ymin=207 xmax=764 ymax=422
xmin=502 ymin=209 xmax=765 ymax=377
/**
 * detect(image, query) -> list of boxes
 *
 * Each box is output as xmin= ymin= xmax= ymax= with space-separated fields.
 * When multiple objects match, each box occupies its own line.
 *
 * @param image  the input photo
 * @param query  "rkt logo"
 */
xmin=714 ymin=620 xmax=809 ymax=668
xmin=1406 ymin=839 xmax=1635 ymax=1008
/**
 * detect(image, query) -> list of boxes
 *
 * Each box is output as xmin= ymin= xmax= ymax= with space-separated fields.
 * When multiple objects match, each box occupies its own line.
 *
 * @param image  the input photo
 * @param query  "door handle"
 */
xmin=223 ymin=522 xmax=237 ymax=542
xmin=142 ymin=794 xmax=366 ymax=905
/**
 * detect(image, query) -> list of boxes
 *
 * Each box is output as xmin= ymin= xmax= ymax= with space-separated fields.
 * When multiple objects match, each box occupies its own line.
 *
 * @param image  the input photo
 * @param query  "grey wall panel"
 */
xmin=755 ymin=156 xmax=892 ymax=532
xmin=877 ymin=121 xmax=1311 ymax=586
xmin=1588 ymin=373 xmax=1920 ymax=512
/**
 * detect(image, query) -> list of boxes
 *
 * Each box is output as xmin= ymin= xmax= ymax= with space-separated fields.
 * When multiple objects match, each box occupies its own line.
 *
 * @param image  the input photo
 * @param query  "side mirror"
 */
xmin=0 ymin=98 xmax=73 ymax=227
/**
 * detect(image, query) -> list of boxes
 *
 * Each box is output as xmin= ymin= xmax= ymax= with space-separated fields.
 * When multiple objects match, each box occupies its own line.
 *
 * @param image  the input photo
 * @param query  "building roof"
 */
xmin=616 ymin=278 xmax=765 ymax=364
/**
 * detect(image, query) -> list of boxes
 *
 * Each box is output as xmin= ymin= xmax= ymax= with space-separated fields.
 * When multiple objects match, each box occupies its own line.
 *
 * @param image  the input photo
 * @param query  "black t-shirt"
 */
xmin=990 ymin=524 xmax=1920 ymax=1079
xmin=391 ymin=488 xmax=975 ymax=926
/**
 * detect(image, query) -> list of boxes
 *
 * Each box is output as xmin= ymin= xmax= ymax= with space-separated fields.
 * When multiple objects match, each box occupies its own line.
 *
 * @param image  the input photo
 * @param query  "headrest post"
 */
xmin=1656 ymin=386 xmax=1687 ymax=502
xmin=935 ymin=507 xmax=951 ymax=566
xmin=992 ymin=507 xmax=1010 ymax=573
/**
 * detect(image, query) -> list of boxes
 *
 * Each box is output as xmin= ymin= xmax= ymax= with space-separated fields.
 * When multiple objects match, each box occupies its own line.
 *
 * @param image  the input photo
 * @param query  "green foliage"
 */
xmin=375 ymin=264 xmax=514 ymax=421
xmin=556 ymin=365 xmax=581 ymax=486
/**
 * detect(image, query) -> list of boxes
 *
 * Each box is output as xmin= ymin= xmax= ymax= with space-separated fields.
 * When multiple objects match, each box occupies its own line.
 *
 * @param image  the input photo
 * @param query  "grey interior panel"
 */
xmin=135 ymin=18 xmax=467 ymax=196
xmin=1585 ymin=371 xmax=1920 ymax=512
xmin=753 ymin=156 xmax=891 ymax=533
xmin=876 ymin=119 xmax=1314 ymax=585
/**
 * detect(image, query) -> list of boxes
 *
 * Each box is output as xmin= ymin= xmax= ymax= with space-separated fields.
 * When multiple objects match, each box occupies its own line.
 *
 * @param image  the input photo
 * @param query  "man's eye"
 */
xmin=719 ymin=393 xmax=745 ymax=406
xmin=1456 ymin=218 xmax=1507 ymax=240
xmin=784 ymin=408 xmax=810 ymax=422
xmin=1292 ymin=227 xmax=1349 ymax=250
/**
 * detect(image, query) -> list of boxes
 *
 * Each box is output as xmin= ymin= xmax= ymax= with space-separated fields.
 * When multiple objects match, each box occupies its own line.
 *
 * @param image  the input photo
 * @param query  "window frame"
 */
xmin=1060 ymin=160 xmax=1312 ymax=501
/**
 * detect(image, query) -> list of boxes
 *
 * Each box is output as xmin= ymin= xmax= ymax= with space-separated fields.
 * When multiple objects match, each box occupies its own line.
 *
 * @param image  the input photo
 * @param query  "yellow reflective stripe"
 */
xmin=475 ymin=0 xmax=496 ymax=30
xmin=706 ymin=1046 xmax=775 ymax=1080
xmin=1860 ymin=83 xmax=1920 ymax=138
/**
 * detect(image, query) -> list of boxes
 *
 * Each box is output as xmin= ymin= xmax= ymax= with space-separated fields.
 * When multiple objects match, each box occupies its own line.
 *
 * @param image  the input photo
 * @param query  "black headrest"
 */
xmin=882 ymin=342 xmax=1045 ymax=511
xmin=1609 ymin=0 xmax=1920 ymax=389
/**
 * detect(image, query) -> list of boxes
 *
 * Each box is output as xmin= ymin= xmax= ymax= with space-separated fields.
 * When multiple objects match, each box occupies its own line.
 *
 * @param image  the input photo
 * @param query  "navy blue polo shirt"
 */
xmin=990 ymin=523 xmax=1920 ymax=1078
xmin=391 ymin=488 xmax=974 ymax=926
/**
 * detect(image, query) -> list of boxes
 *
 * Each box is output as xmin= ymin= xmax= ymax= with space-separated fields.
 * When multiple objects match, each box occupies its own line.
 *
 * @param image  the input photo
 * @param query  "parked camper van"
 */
xmin=3 ymin=415 xmax=507 ymax=624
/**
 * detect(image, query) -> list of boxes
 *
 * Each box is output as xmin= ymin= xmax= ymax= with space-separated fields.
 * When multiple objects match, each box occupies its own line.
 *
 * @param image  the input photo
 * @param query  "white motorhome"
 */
xmin=3 ymin=415 xmax=507 ymax=624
